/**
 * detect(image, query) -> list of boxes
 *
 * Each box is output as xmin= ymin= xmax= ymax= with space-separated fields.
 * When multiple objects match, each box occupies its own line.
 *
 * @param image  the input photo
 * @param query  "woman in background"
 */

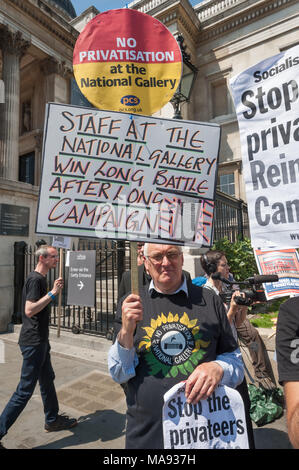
xmin=200 ymin=250 xmax=255 ymax=449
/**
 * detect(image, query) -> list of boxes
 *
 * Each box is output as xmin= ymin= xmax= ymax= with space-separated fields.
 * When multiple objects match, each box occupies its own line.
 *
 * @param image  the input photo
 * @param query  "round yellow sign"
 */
xmin=73 ymin=9 xmax=182 ymax=115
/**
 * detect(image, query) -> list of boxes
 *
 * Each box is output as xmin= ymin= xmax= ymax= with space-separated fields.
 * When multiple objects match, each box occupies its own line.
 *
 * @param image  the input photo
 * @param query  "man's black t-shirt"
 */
xmin=19 ymin=271 xmax=50 ymax=346
xmin=114 ymin=281 xmax=239 ymax=449
xmin=276 ymin=296 xmax=299 ymax=385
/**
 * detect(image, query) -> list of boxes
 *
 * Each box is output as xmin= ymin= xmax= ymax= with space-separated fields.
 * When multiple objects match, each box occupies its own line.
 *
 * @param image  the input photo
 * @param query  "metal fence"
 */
xmin=13 ymin=191 xmax=248 ymax=336
xmin=14 ymin=240 xmax=131 ymax=337
xmin=214 ymin=191 xmax=249 ymax=243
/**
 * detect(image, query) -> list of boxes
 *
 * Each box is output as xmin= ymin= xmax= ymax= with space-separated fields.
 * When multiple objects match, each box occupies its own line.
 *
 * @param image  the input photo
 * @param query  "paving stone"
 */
xmin=68 ymin=396 xmax=87 ymax=408
xmin=81 ymin=401 xmax=108 ymax=413
xmin=86 ymin=372 xmax=106 ymax=382
xmin=0 ymin=332 xmax=292 ymax=450
xmin=56 ymin=390 xmax=72 ymax=401
xmin=55 ymin=370 xmax=125 ymax=415
xmin=101 ymin=390 xmax=124 ymax=402
xmin=69 ymin=382 xmax=87 ymax=391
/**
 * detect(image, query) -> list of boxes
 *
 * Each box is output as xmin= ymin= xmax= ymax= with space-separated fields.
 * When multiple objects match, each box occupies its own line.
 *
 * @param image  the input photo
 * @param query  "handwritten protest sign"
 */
xmin=163 ymin=382 xmax=248 ymax=449
xmin=254 ymin=248 xmax=299 ymax=299
xmin=36 ymin=103 xmax=220 ymax=247
xmin=73 ymin=9 xmax=182 ymax=116
xmin=230 ymin=45 xmax=299 ymax=249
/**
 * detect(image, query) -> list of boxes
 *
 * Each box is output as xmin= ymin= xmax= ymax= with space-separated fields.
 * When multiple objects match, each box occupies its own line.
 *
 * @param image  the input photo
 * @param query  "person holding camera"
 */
xmin=196 ymin=252 xmax=277 ymax=391
xmin=200 ymin=250 xmax=255 ymax=449
xmin=200 ymin=252 xmax=247 ymax=337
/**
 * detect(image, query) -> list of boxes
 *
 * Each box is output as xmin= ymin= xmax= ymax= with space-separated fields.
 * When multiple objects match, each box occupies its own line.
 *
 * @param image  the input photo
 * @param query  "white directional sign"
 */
xmin=67 ymin=250 xmax=96 ymax=307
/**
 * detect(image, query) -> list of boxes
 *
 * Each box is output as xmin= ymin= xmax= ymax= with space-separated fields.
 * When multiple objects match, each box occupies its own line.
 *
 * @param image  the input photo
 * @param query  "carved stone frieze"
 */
xmin=6 ymin=0 xmax=78 ymax=47
xmin=40 ymin=56 xmax=72 ymax=78
xmin=197 ymin=0 xmax=298 ymax=44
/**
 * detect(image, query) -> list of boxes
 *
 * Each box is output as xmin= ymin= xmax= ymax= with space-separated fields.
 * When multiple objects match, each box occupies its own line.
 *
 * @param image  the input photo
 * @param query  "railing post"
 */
xmin=13 ymin=241 xmax=27 ymax=323
xmin=214 ymin=191 xmax=248 ymax=242
xmin=117 ymin=240 xmax=126 ymax=286
xmin=237 ymin=199 xmax=244 ymax=240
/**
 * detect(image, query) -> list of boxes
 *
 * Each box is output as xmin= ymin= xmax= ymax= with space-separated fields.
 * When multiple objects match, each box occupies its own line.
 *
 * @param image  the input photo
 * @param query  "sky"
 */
xmin=71 ymin=0 xmax=202 ymax=16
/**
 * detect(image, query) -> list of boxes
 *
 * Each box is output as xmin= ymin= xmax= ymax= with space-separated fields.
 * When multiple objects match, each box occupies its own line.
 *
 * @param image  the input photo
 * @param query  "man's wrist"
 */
xmin=117 ymin=329 xmax=134 ymax=349
xmin=47 ymin=291 xmax=56 ymax=301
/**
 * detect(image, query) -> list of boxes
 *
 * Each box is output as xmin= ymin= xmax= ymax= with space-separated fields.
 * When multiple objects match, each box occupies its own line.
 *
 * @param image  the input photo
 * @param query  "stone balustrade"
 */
xmin=195 ymin=0 xmax=242 ymax=22
xmin=129 ymin=0 xmax=170 ymax=14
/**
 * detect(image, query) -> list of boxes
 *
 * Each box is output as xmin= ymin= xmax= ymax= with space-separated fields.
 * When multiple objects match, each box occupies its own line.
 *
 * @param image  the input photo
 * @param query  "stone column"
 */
xmin=0 ymin=28 xmax=30 ymax=181
xmin=34 ymin=130 xmax=43 ymax=184
xmin=40 ymin=56 xmax=72 ymax=104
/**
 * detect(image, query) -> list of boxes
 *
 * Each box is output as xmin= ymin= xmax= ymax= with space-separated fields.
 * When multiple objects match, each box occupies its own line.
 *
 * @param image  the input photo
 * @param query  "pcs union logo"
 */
xmin=138 ymin=312 xmax=210 ymax=378
xmin=120 ymin=95 xmax=140 ymax=106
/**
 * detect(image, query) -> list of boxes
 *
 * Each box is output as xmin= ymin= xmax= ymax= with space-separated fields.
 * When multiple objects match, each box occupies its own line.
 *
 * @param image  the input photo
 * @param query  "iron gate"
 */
xmin=14 ymin=240 xmax=130 ymax=337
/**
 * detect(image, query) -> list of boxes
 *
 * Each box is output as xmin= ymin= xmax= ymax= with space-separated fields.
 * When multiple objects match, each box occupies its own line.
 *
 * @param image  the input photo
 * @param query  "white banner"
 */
xmin=163 ymin=382 xmax=248 ymax=449
xmin=52 ymin=235 xmax=71 ymax=249
xmin=36 ymin=103 xmax=220 ymax=246
xmin=230 ymin=45 xmax=299 ymax=249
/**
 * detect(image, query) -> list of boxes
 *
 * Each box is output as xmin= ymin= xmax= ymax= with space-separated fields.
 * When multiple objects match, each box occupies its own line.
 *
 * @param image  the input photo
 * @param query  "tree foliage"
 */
xmin=212 ymin=237 xmax=258 ymax=281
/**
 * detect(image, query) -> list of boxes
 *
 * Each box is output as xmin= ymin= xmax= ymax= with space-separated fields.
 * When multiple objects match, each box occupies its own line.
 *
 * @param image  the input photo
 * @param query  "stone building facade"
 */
xmin=0 ymin=0 xmax=298 ymax=330
xmin=0 ymin=0 xmax=79 ymax=330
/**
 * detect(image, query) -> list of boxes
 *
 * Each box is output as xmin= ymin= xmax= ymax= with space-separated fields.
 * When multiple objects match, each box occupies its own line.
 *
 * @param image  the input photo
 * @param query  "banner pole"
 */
xmin=57 ymin=248 xmax=63 ymax=338
xmin=130 ymin=242 xmax=139 ymax=295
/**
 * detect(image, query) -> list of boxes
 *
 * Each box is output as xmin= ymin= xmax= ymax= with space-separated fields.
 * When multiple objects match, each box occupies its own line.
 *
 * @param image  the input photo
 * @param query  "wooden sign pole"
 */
xmin=130 ymin=242 xmax=139 ymax=295
xmin=57 ymin=248 xmax=63 ymax=338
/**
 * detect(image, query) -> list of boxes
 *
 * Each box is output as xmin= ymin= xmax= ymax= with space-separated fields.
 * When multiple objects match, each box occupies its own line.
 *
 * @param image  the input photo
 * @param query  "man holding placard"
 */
xmin=0 ymin=245 xmax=77 ymax=448
xmin=108 ymin=243 xmax=244 ymax=449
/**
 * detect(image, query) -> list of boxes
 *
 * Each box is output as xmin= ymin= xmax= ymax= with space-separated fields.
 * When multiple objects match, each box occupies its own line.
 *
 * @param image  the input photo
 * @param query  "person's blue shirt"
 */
xmin=192 ymin=276 xmax=208 ymax=287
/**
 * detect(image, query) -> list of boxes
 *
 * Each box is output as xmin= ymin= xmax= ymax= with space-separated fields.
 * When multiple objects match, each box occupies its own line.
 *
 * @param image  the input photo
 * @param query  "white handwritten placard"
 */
xmin=163 ymin=382 xmax=249 ymax=449
xmin=36 ymin=103 xmax=220 ymax=247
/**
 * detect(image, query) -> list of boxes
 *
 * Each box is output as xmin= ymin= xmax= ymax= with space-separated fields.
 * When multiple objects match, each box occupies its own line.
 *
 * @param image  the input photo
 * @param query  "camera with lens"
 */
xmin=220 ymin=286 xmax=265 ymax=306
xmin=215 ymin=273 xmax=279 ymax=307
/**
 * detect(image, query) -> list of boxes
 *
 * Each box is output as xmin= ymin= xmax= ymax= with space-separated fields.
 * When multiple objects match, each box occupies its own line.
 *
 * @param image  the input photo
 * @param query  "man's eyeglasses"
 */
xmin=147 ymin=251 xmax=181 ymax=265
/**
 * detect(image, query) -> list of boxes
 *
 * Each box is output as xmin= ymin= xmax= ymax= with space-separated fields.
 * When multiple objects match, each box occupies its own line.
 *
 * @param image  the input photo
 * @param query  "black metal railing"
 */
xmin=13 ymin=192 xmax=248 ymax=336
xmin=214 ymin=190 xmax=249 ymax=242
xmin=14 ymin=241 xmax=130 ymax=337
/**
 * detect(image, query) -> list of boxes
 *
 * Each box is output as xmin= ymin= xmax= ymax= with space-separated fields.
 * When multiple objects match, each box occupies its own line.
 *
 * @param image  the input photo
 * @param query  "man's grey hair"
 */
xmin=143 ymin=243 xmax=183 ymax=258
xmin=35 ymin=245 xmax=52 ymax=258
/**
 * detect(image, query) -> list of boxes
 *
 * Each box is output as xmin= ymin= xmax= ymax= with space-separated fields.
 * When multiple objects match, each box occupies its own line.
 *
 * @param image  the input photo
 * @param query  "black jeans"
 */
xmin=0 ymin=341 xmax=59 ymax=439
